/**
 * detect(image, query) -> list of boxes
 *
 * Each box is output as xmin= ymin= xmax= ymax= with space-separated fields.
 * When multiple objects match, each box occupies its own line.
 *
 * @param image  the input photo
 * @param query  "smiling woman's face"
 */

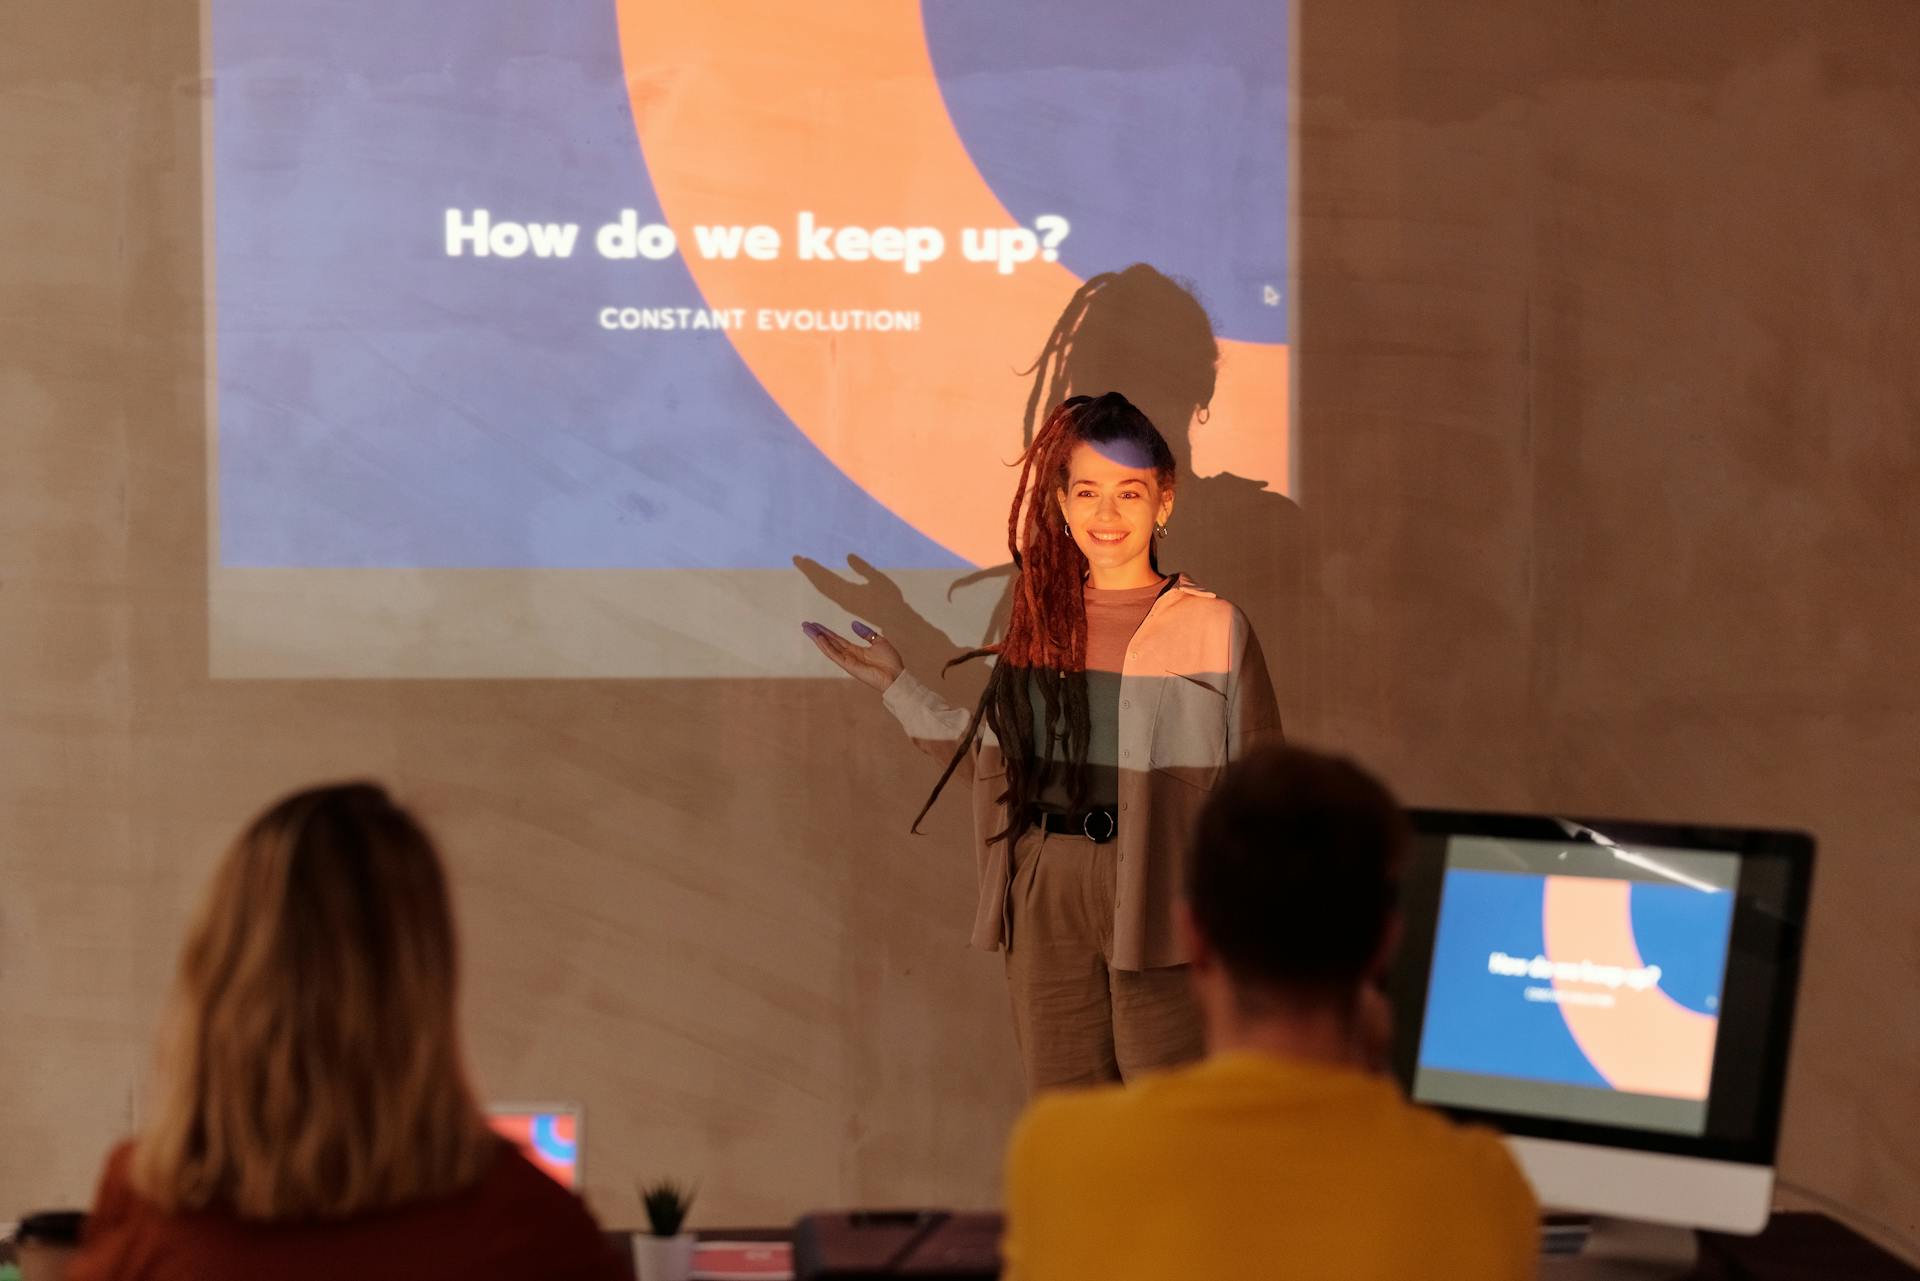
xmin=1056 ymin=440 xmax=1175 ymax=588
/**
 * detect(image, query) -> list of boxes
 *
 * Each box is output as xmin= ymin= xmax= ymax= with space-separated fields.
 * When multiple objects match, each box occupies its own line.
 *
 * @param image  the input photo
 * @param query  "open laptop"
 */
xmin=487 ymin=1102 xmax=584 ymax=1191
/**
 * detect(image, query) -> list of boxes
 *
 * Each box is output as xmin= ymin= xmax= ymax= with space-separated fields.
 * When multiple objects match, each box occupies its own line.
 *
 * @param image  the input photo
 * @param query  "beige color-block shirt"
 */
xmin=882 ymin=576 xmax=1282 ymax=970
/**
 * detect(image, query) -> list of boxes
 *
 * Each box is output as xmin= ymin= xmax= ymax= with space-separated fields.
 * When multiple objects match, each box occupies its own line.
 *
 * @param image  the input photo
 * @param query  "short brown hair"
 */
xmin=132 ymin=783 xmax=496 ymax=1219
xmin=1186 ymin=746 xmax=1407 ymax=999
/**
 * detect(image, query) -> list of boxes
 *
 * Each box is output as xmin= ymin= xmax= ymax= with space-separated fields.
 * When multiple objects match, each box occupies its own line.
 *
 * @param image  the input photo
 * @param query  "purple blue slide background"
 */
xmin=921 ymin=0 xmax=1288 ymax=343
xmin=213 ymin=2 xmax=954 ymax=570
xmin=211 ymin=0 xmax=1287 ymax=569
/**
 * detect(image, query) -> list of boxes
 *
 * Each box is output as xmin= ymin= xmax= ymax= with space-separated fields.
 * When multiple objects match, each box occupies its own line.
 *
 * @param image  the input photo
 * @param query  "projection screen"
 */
xmin=205 ymin=0 xmax=1291 ymax=677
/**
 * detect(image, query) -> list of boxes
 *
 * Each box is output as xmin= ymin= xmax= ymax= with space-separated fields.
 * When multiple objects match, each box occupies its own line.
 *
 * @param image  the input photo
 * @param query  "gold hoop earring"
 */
xmin=1063 ymin=521 xmax=1071 ymax=536
xmin=1155 ymin=523 xmax=1169 ymax=539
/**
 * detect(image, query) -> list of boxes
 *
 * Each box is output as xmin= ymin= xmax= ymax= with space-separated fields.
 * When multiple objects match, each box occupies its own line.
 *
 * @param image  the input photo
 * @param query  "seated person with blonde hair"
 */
xmin=1001 ymin=746 xmax=1538 ymax=1281
xmin=69 ymin=783 xmax=627 ymax=1281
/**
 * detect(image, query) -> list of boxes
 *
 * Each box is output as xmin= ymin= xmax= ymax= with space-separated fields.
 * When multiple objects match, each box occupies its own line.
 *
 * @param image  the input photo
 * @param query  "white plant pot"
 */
xmin=634 ymin=1231 xmax=697 ymax=1281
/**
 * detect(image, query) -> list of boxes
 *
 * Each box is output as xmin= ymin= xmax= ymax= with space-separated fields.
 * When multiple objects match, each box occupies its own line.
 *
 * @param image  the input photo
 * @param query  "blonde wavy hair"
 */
xmin=131 ymin=782 xmax=498 ymax=1219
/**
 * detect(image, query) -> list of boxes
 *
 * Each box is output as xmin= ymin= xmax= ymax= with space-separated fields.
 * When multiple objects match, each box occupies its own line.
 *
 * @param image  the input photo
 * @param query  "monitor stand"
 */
xmin=1541 ymin=1216 xmax=1700 ymax=1279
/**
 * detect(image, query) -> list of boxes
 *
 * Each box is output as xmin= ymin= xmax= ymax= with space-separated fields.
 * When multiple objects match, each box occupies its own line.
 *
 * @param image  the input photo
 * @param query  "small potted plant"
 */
xmin=634 ymin=1179 xmax=697 ymax=1281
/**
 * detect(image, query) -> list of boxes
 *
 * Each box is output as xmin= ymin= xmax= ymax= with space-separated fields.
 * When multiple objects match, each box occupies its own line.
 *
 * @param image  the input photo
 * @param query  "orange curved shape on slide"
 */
xmin=615 ymin=1 xmax=1289 ymax=566
xmin=1541 ymin=877 xmax=1719 ymax=1100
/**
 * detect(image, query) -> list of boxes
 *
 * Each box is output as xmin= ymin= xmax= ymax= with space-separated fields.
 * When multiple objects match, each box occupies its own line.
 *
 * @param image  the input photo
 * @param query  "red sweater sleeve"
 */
xmin=527 ymin=1190 xmax=631 ymax=1281
xmin=68 ymin=1141 xmax=143 ymax=1281
xmin=476 ymin=1145 xmax=633 ymax=1281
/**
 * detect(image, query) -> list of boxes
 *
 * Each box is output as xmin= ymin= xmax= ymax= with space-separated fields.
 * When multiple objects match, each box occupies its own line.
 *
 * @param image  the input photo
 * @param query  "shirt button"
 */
xmin=1120 ymin=802 xmax=1129 ymax=812
xmin=1121 ymin=699 xmax=1131 ymax=709
xmin=1121 ymin=749 xmax=1131 ymax=760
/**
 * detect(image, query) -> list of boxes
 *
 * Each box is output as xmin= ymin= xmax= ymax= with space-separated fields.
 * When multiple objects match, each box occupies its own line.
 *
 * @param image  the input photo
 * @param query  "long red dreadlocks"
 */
xmin=911 ymin=392 xmax=1175 ymax=841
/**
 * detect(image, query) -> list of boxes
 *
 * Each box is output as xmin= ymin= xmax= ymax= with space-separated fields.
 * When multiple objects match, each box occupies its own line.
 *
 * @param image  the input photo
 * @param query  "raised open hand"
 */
xmin=801 ymin=619 xmax=905 ymax=693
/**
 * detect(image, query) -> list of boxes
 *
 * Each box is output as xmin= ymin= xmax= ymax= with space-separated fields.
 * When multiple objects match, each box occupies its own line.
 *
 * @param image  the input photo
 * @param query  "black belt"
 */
xmin=1038 ymin=807 xmax=1118 ymax=844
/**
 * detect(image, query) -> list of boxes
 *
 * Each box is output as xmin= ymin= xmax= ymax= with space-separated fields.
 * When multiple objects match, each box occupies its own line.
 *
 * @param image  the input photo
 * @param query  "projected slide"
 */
xmin=1413 ymin=840 xmax=1738 ymax=1136
xmin=206 ymin=0 xmax=1291 ymax=676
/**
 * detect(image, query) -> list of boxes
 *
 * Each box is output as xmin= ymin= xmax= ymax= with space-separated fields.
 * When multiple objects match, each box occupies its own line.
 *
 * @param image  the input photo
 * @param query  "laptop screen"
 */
xmin=487 ymin=1105 xmax=582 ymax=1189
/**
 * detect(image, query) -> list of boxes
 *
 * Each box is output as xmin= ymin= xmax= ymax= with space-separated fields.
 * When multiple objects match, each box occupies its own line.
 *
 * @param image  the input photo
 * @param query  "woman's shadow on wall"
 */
xmin=797 ymin=264 xmax=1309 ymax=720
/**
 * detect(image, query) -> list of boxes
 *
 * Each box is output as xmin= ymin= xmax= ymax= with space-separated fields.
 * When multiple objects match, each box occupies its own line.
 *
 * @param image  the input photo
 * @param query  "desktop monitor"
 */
xmin=1388 ymin=811 xmax=1814 ymax=1235
xmin=488 ymin=1103 xmax=584 ymax=1191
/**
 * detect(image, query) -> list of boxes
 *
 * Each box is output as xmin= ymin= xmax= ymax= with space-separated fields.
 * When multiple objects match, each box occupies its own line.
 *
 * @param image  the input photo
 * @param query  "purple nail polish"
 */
xmin=801 ymin=622 xmax=820 ymax=637
xmin=852 ymin=621 xmax=876 ymax=640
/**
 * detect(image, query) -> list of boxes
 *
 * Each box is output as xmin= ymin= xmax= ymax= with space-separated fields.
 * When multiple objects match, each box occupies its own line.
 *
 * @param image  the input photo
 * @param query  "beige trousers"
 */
xmin=1003 ymin=825 xmax=1205 ymax=1095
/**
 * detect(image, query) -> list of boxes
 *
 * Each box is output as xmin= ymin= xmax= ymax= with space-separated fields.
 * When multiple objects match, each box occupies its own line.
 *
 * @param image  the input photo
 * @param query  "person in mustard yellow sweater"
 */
xmin=1000 ymin=745 xmax=1539 ymax=1281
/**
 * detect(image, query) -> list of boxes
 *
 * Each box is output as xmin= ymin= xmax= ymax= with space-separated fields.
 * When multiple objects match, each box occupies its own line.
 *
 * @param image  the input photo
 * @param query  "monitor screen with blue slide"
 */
xmin=1389 ymin=813 xmax=1813 ymax=1236
xmin=1414 ymin=837 xmax=1738 ymax=1137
